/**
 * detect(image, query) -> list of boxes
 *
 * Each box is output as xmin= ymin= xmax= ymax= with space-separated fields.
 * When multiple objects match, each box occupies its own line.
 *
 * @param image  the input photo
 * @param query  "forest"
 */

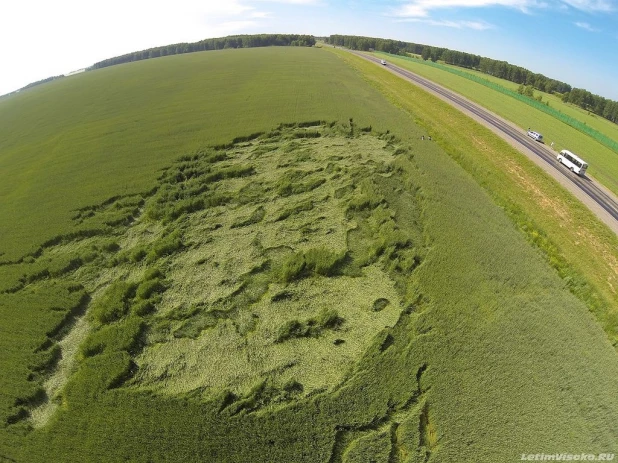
xmin=88 ymin=34 xmax=316 ymax=70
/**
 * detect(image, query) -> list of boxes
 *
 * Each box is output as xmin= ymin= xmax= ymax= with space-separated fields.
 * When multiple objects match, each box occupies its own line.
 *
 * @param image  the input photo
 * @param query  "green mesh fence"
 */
xmin=377 ymin=52 xmax=618 ymax=155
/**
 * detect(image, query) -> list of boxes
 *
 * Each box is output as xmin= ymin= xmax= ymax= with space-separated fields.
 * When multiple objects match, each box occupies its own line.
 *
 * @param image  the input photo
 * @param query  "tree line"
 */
xmin=326 ymin=35 xmax=618 ymax=124
xmin=2 ymin=75 xmax=66 ymax=97
xmin=20 ymin=75 xmax=65 ymax=91
xmin=89 ymin=34 xmax=316 ymax=70
xmin=562 ymin=88 xmax=618 ymax=123
xmin=2 ymin=34 xmax=316 ymax=97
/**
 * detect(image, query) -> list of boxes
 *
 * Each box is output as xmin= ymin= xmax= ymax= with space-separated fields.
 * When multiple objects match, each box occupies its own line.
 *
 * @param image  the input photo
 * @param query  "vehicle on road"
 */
xmin=380 ymin=60 xmax=386 ymax=65
xmin=527 ymin=130 xmax=543 ymax=142
xmin=558 ymin=149 xmax=588 ymax=176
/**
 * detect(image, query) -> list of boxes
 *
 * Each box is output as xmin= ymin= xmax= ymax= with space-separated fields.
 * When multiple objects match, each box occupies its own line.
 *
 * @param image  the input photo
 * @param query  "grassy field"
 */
xmin=0 ymin=46 xmax=404 ymax=262
xmin=1 ymin=46 xmax=617 ymax=462
xmin=374 ymin=52 xmax=618 ymax=195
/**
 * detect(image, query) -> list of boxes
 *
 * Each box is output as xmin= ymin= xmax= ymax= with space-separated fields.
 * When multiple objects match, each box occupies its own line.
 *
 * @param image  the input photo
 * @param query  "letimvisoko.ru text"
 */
xmin=521 ymin=454 xmax=615 ymax=461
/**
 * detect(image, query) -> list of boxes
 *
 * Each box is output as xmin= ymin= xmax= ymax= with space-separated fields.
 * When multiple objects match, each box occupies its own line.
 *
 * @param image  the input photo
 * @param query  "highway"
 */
xmin=351 ymin=51 xmax=618 ymax=231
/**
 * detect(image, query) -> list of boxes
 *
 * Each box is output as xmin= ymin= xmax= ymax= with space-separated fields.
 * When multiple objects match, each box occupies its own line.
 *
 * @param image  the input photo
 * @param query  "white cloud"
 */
xmin=197 ymin=1 xmax=255 ymax=15
xmin=212 ymin=20 xmax=260 ymax=35
xmin=391 ymin=0 xmax=614 ymax=18
xmin=396 ymin=17 xmax=495 ymax=29
xmin=561 ymin=0 xmax=614 ymax=12
xmin=251 ymin=0 xmax=323 ymax=4
xmin=249 ymin=11 xmax=274 ymax=18
xmin=574 ymin=21 xmax=600 ymax=31
xmin=392 ymin=0 xmax=543 ymax=18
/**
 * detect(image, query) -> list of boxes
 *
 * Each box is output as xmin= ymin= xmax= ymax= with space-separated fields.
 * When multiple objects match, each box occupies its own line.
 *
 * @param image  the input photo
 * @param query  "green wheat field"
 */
xmin=0 ymin=45 xmax=617 ymax=462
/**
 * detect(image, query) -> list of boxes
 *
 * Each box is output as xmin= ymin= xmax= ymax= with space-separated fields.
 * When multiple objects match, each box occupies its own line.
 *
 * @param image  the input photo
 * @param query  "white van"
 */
xmin=527 ymin=130 xmax=543 ymax=142
xmin=557 ymin=149 xmax=588 ymax=176
xmin=380 ymin=60 xmax=386 ymax=65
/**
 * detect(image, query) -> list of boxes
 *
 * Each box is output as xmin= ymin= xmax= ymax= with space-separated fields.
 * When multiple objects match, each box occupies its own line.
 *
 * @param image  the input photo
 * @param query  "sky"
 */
xmin=1 ymin=0 xmax=617 ymax=100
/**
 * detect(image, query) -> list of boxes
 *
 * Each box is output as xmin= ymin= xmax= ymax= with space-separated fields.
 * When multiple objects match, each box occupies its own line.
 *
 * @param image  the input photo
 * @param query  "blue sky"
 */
xmin=1 ymin=0 xmax=617 ymax=100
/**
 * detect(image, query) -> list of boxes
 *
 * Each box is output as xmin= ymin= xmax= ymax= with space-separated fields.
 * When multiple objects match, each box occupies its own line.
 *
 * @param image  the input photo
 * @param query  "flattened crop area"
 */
xmin=4 ymin=121 xmax=427 ymax=437
xmin=128 ymin=123 xmax=418 ymax=398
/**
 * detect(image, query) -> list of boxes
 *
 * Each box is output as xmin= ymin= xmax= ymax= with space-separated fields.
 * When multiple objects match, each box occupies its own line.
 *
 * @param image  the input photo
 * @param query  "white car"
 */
xmin=380 ymin=60 xmax=386 ymax=65
xmin=527 ymin=130 xmax=543 ymax=142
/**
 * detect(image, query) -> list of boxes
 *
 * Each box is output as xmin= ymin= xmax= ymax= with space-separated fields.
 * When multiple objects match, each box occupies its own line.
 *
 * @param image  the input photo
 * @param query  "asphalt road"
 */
xmin=351 ymin=51 xmax=618 ymax=234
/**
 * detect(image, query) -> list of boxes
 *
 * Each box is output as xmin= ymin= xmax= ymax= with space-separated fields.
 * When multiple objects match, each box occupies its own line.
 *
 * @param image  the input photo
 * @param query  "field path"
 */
xmin=347 ymin=50 xmax=618 ymax=236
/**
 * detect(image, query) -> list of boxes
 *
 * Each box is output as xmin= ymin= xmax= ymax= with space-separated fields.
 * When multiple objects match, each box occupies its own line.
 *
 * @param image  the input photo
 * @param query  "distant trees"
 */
xmin=325 ymin=34 xmax=618 ymax=126
xmin=603 ymin=101 xmax=618 ymax=123
xmin=441 ymin=49 xmax=479 ymax=68
xmin=328 ymin=34 xmax=423 ymax=56
xmin=562 ymin=88 xmax=618 ymax=123
xmin=421 ymin=46 xmax=443 ymax=62
xmin=88 ymin=34 xmax=316 ymax=71
xmin=20 ymin=75 xmax=65 ymax=91
xmin=517 ymin=84 xmax=535 ymax=98
xmin=421 ymin=47 xmax=431 ymax=61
